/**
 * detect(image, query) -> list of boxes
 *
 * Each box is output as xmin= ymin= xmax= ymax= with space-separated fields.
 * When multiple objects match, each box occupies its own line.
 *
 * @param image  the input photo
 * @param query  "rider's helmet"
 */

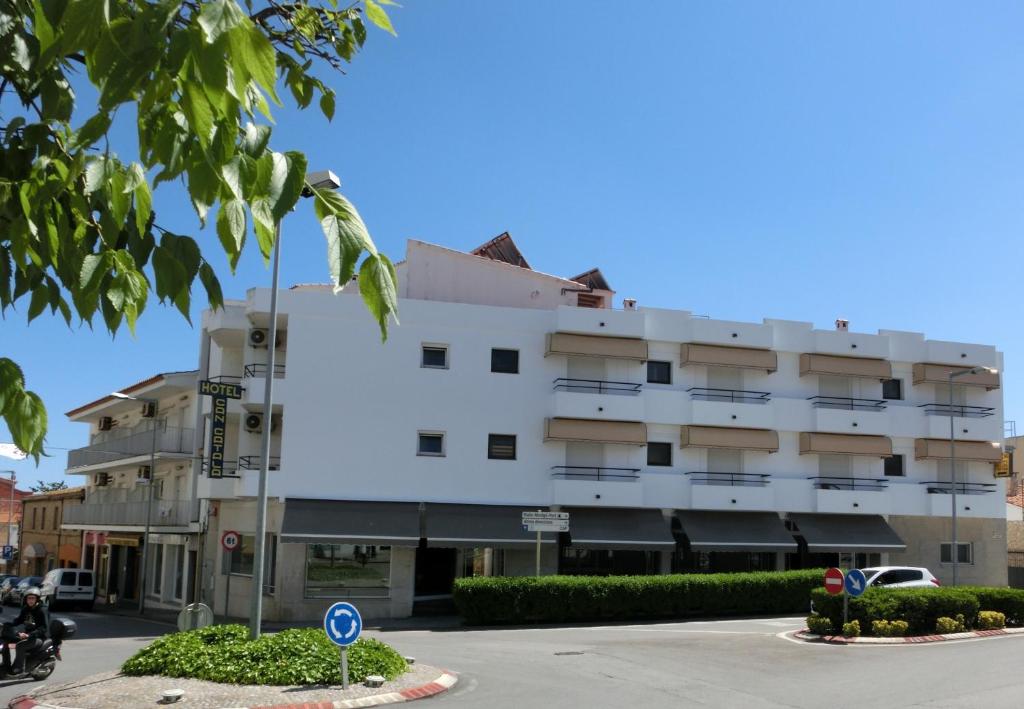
xmin=22 ymin=588 xmax=41 ymax=604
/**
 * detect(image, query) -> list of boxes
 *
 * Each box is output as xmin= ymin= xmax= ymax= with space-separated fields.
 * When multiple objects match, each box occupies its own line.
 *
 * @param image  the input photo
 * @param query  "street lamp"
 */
xmin=947 ymin=366 xmax=998 ymax=586
xmin=249 ymin=170 xmax=341 ymax=640
xmin=110 ymin=391 xmax=159 ymax=613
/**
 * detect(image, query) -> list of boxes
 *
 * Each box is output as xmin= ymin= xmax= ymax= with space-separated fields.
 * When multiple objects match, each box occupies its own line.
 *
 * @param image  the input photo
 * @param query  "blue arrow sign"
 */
xmin=323 ymin=602 xmax=362 ymax=647
xmin=845 ymin=569 xmax=868 ymax=597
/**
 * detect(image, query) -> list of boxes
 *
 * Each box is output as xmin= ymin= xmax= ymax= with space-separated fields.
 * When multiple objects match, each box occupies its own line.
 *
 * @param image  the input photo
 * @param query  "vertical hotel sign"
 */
xmin=198 ymin=380 xmax=244 ymax=478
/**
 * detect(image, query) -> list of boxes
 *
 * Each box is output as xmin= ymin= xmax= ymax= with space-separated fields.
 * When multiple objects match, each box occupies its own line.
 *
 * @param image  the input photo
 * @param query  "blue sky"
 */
xmin=4 ymin=1 xmax=1024 ymax=485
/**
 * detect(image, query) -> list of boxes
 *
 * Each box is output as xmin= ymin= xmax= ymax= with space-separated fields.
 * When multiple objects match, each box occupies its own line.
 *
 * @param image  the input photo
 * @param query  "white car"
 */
xmin=859 ymin=566 xmax=940 ymax=589
xmin=40 ymin=569 xmax=96 ymax=611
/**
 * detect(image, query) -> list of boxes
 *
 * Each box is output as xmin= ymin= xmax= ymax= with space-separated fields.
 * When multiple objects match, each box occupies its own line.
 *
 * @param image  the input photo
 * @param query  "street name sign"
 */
xmin=522 ymin=511 xmax=569 ymax=533
xmin=844 ymin=569 xmax=868 ymax=597
xmin=823 ymin=567 xmax=845 ymax=595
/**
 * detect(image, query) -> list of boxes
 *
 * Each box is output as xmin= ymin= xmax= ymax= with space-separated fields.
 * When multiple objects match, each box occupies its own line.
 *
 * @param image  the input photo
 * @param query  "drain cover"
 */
xmin=554 ymin=651 xmax=584 ymax=656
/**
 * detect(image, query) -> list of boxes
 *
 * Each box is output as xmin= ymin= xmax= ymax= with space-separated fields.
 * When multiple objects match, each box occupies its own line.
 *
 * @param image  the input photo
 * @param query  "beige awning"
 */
xmin=680 ymin=344 xmax=778 ymax=373
xmin=799 ymin=353 xmax=892 ymax=380
xmin=680 ymin=425 xmax=779 ymax=453
xmin=912 ymin=363 xmax=1000 ymax=390
xmin=799 ymin=432 xmax=892 ymax=457
xmin=545 ymin=333 xmax=648 ymax=361
xmin=914 ymin=438 xmax=1002 ymax=463
xmin=545 ymin=418 xmax=647 ymax=446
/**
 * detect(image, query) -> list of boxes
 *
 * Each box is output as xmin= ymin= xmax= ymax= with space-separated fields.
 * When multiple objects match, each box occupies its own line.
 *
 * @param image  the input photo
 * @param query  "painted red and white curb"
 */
xmin=9 ymin=671 xmax=458 ymax=709
xmin=792 ymin=626 xmax=1024 ymax=645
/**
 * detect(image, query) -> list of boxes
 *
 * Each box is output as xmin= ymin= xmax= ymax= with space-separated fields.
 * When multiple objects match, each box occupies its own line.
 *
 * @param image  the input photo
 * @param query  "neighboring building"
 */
xmin=181 ymin=233 xmax=1008 ymax=622
xmin=61 ymin=371 xmax=201 ymax=609
xmin=0 ymin=479 xmax=30 ymax=573
xmin=19 ymin=487 xmax=85 ymax=576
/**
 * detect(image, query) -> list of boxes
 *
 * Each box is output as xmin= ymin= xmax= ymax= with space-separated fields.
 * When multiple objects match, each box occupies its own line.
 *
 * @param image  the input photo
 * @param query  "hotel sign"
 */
xmin=198 ymin=380 xmax=243 ymax=478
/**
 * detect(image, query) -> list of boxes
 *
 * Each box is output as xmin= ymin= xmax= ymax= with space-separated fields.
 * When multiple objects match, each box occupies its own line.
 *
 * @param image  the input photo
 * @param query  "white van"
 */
xmin=41 ymin=569 xmax=96 ymax=611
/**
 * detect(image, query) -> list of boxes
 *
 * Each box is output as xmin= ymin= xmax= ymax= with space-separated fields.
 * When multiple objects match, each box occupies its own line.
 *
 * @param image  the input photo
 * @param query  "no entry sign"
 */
xmin=824 ymin=567 xmax=845 ymax=595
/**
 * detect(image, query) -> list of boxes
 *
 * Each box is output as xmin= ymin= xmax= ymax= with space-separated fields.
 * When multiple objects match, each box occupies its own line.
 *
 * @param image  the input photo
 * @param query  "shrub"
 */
xmin=453 ymin=570 xmax=825 ymax=625
xmin=969 ymin=588 xmax=1024 ymax=627
xmin=121 ymin=625 xmax=408 ymax=686
xmin=810 ymin=587 xmax=980 ymax=636
xmin=977 ymin=611 xmax=1006 ymax=630
xmin=842 ymin=620 xmax=860 ymax=638
xmin=935 ymin=615 xmax=967 ymax=634
xmin=871 ymin=619 xmax=908 ymax=637
xmin=806 ymin=615 xmax=832 ymax=635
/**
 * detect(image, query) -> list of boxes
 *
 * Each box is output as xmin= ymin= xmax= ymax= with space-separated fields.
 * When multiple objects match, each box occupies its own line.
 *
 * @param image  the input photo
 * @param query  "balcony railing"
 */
xmin=552 ymin=378 xmax=642 ymax=395
xmin=686 ymin=471 xmax=771 ymax=487
xmin=918 ymin=403 xmax=996 ymax=419
xmin=808 ymin=396 xmax=886 ymax=412
xmin=243 ymin=363 xmax=286 ymax=378
xmin=238 ymin=455 xmax=280 ymax=470
xmin=63 ymin=497 xmax=197 ymax=527
xmin=810 ymin=476 xmax=888 ymax=491
xmin=920 ymin=481 xmax=998 ymax=495
xmin=687 ymin=388 xmax=771 ymax=404
xmin=551 ymin=466 xmax=640 ymax=481
xmin=67 ymin=426 xmax=194 ymax=469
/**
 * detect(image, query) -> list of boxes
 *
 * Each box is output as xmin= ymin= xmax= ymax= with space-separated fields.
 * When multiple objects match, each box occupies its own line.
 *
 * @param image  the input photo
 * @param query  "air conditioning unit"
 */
xmin=244 ymin=413 xmax=280 ymax=434
xmin=140 ymin=401 xmax=157 ymax=418
xmin=94 ymin=473 xmax=110 ymax=487
xmin=248 ymin=329 xmax=269 ymax=348
xmin=98 ymin=417 xmax=113 ymax=431
xmin=137 ymin=466 xmax=152 ymax=482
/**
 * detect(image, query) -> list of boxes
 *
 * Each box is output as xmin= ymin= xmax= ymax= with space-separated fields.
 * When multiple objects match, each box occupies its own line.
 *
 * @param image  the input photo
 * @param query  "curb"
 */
xmin=9 ymin=671 xmax=458 ymax=709
xmin=793 ymin=626 xmax=1024 ymax=645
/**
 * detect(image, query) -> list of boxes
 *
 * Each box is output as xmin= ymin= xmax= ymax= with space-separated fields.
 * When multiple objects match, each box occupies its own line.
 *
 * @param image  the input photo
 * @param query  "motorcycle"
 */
xmin=0 ymin=615 xmax=75 ymax=681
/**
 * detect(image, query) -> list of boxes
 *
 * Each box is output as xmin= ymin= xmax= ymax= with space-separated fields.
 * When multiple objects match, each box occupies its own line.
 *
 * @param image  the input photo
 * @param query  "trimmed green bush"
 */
xmin=871 ymin=619 xmax=908 ymax=637
xmin=977 ymin=611 xmax=1006 ymax=630
xmin=935 ymin=615 xmax=966 ymax=634
xmin=842 ymin=620 xmax=860 ymax=637
xmin=968 ymin=588 xmax=1024 ymax=626
xmin=806 ymin=614 xmax=832 ymax=635
xmin=810 ymin=587 xmax=981 ymax=636
xmin=121 ymin=625 xmax=407 ymax=686
xmin=453 ymin=570 xmax=826 ymax=625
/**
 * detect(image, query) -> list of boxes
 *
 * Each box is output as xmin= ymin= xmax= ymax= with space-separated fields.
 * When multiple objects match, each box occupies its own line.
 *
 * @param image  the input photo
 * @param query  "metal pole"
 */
xmin=139 ymin=405 xmax=158 ymax=613
xmin=340 ymin=648 xmax=349 ymax=690
xmin=249 ymin=222 xmax=282 ymax=640
xmin=535 ymin=530 xmax=541 ymax=577
xmin=949 ymin=373 xmax=958 ymax=587
xmin=843 ymin=590 xmax=848 ymax=628
xmin=7 ymin=473 xmax=14 ymax=549
xmin=224 ymin=565 xmax=232 ymax=624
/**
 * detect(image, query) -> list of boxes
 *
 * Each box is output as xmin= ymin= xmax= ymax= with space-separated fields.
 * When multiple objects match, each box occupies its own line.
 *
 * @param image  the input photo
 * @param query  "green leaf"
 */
xmin=0 ymin=359 xmax=26 ymax=417
xmin=319 ymin=90 xmax=335 ymax=121
xmin=134 ymin=175 xmax=152 ymax=235
xmin=268 ymin=151 xmax=307 ymax=221
xmin=229 ymin=25 xmax=278 ymax=101
xmin=358 ymin=253 xmax=398 ymax=340
xmin=4 ymin=389 xmax=47 ymax=460
xmin=180 ymin=80 xmax=215 ymax=146
xmin=152 ymin=244 xmax=190 ymax=319
xmin=71 ymin=112 xmax=112 ymax=149
xmin=198 ymin=262 xmax=224 ymax=310
xmin=83 ymin=157 xmax=107 ymax=194
xmin=80 ymin=252 xmax=107 ymax=291
xmin=314 ymin=187 xmax=375 ymax=288
xmin=215 ymin=199 xmax=246 ymax=270
xmin=27 ymin=285 xmax=49 ymax=323
xmin=239 ymin=122 xmax=271 ymax=158
xmin=364 ymin=0 xmax=396 ymax=35
xmin=197 ymin=0 xmax=246 ymax=43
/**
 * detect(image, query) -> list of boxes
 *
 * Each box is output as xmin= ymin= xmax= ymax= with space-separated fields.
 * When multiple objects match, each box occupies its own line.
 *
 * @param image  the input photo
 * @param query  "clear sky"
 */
xmin=4 ymin=1 xmax=1024 ymax=486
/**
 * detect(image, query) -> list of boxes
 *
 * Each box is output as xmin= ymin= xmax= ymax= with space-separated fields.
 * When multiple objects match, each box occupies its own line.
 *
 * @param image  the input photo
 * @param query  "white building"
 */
xmin=65 ymin=234 xmax=1009 ymax=619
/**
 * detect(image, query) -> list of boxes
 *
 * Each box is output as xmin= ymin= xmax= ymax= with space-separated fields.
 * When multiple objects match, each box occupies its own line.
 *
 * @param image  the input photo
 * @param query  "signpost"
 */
xmin=323 ymin=602 xmax=362 ymax=690
xmin=197 ymin=380 xmax=244 ymax=479
xmin=522 ymin=511 xmax=570 ymax=577
xmin=221 ymin=531 xmax=240 ymax=623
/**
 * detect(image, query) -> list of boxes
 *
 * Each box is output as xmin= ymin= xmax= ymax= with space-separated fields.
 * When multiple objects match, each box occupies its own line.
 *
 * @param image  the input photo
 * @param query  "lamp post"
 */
xmin=947 ymin=366 xmax=997 ymax=586
xmin=110 ymin=392 xmax=159 ymax=613
xmin=249 ymin=170 xmax=341 ymax=640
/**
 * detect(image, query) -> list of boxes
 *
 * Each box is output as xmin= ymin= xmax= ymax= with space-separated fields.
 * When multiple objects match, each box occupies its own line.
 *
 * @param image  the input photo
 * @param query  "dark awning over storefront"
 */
xmin=676 ymin=511 xmax=797 ymax=553
xmin=425 ymin=504 xmax=555 ymax=549
xmin=787 ymin=513 xmax=906 ymax=553
xmin=566 ymin=508 xmax=676 ymax=551
xmin=280 ymin=499 xmax=421 ymax=546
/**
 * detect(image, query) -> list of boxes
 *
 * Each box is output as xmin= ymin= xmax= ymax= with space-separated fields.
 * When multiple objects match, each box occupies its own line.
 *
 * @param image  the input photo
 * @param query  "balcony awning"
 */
xmin=424 ymin=504 xmax=555 ymax=549
xmin=565 ymin=508 xmax=676 ymax=551
xmin=799 ymin=353 xmax=892 ymax=380
xmin=280 ymin=499 xmax=421 ymax=546
xmin=680 ymin=426 xmax=779 ymax=453
xmin=799 ymin=432 xmax=892 ymax=457
xmin=21 ymin=543 xmax=46 ymax=559
xmin=680 ymin=344 xmax=778 ymax=373
xmin=914 ymin=438 xmax=1002 ymax=463
xmin=545 ymin=418 xmax=647 ymax=446
xmin=676 ymin=511 xmax=797 ymax=552
xmin=913 ymin=363 xmax=1000 ymax=390
xmin=787 ymin=513 xmax=906 ymax=553
xmin=545 ymin=333 xmax=648 ymax=361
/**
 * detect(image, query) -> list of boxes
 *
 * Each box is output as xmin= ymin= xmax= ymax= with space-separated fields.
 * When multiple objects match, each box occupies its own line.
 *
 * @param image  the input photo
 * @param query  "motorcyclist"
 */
xmin=9 ymin=588 xmax=47 ymax=676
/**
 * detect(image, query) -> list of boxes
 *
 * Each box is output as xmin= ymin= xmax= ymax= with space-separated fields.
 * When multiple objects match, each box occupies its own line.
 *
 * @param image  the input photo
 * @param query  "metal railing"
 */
xmin=810 ymin=476 xmax=888 ymax=491
xmin=920 ymin=481 xmax=997 ymax=495
xmin=918 ymin=403 xmax=996 ymax=418
xmin=243 ymin=363 xmax=286 ymax=378
xmin=201 ymin=460 xmax=240 ymax=478
xmin=807 ymin=396 xmax=886 ymax=411
xmin=63 ymin=498 xmax=197 ymax=527
xmin=552 ymin=378 xmax=642 ymax=395
xmin=687 ymin=388 xmax=771 ymax=404
xmin=551 ymin=466 xmax=641 ymax=481
xmin=686 ymin=471 xmax=771 ymax=487
xmin=238 ymin=455 xmax=280 ymax=470
xmin=68 ymin=426 xmax=195 ymax=469
xmin=206 ymin=374 xmax=243 ymax=384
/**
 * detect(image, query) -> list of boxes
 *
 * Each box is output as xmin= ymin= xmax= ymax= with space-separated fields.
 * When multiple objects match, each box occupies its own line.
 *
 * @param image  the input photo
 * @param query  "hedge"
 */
xmin=122 ymin=625 xmax=408 ymax=686
xmin=453 ymin=570 xmax=825 ymax=625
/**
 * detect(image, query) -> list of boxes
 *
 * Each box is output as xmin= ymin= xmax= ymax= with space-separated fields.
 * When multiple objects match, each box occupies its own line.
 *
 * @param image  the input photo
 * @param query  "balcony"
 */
xmin=811 ymin=476 xmax=889 ymax=514
xmin=686 ymin=472 xmax=776 ymax=511
xmin=63 ymin=490 xmax=197 ymax=528
xmin=810 ymin=476 xmax=888 ymax=491
xmin=922 ymin=481 xmax=999 ymax=516
xmin=551 ymin=466 xmax=643 ymax=507
xmin=67 ymin=426 xmax=194 ymax=470
xmin=551 ymin=381 xmax=646 ymax=421
xmin=920 ymin=481 xmax=997 ymax=495
xmin=808 ymin=396 xmax=886 ymax=412
xmin=688 ymin=388 xmax=770 ymax=404
xmin=551 ymin=466 xmax=640 ymax=482
xmin=919 ymin=403 xmax=995 ymax=419
xmin=553 ymin=378 xmax=642 ymax=395
xmin=243 ymin=363 xmax=286 ymax=378
xmin=686 ymin=472 xmax=770 ymax=487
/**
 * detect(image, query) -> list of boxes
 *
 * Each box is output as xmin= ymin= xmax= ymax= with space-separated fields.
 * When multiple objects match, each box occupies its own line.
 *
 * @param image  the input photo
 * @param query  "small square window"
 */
xmin=647 ymin=361 xmax=672 ymax=385
xmin=882 ymin=378 xmax=903 ymax=400
xmin=884 ymin=454 xmax=904 ymax=477
xmin=647 ymin=442 xmax=672 ymax=466
xmin=422 ymin=346 xmax=448 ymax=369
xmin=417 ymin=432 xmax=445 ymax=456
xmin=940 ymin=542 xmax=973 ymax=565
xmin=491 ymin=349 xmax=519 ymax=374
xmin=488 ymin=434 xmax=517 ymax=460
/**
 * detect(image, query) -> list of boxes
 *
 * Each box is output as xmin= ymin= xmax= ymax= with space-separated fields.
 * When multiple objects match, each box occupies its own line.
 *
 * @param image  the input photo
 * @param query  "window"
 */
xmin=31 ymin=508 xmax=36 ymax=530
xmin=417 ymin=432 xmax=445 ymax=457
xmin=59 ymin=571 xmax=76 ymax=586
xmin=940 ymin=542 xmax=973 ymax=565
xmin=53 ymin=505 xmax=58 ymax=530
xmin=647 ymin=442 xmax=672 ymax=466
xmin=873 ymin=569 xmax=922 ymax=586
xmin=421 ymin=345 xmax=448 ymax=369
xmin=884 ymin=454 xmax=905 ymax=477
xmin=304 ymin=544 xmax=392 ymax=598
xmin=490 ymin=349 xmax=519 ymax=374
xmin=40 ymin=508 xmax=45 ymax=530
xmin=647 ymin=361 xmax=672 ymax=385
xmin=488 ymin=434 xmax=517 ymax=460
xmin=882 ymin=378 xmax=903 ymax=400
xmin=229 ymin=534 xmax=278 ymax=594
xmin=173 ymin=545 xmax=185 ymax=599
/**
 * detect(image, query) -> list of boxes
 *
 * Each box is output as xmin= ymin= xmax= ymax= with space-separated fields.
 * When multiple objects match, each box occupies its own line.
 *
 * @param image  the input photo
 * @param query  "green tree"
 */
xmin=0 ymin=0 xmax=400 ymax=459
xmin=30 ymin=480 xmax=67 ymax=492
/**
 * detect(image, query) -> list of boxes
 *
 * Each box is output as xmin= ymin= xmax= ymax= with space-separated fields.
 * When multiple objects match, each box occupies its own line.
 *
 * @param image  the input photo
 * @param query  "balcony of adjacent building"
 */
xmin=62 ymin=487 xmax=198 ymax=530
xmin=66 ymin=423 xmax=195 ymax=473
xmin=545 ymin=425 xmax=646 ymax=507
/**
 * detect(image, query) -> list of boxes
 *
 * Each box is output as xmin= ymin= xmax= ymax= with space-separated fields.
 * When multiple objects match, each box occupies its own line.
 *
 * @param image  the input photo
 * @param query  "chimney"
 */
xmin=835 ymin=319 xmax=849 ymax=332
xmin=623 ymin=299 xmax=637 ymax=311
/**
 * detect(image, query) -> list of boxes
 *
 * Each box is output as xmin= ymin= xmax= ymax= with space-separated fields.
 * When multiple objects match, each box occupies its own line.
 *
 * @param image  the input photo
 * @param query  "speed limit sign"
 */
xmin=221 ymin=530 xmax=241 ymax=551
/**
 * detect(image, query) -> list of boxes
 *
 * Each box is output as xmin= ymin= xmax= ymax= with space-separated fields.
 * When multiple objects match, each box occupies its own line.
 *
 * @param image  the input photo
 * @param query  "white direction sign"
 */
xmin=522 ymin=511 xmax=570 ymax=533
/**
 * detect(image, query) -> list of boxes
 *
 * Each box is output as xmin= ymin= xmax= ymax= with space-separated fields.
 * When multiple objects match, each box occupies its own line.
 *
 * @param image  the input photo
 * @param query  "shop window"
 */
xmin=229 ymin=534 xmax=278 ymax=594
xmin=304 ymin=544 xmax=392 ymax=598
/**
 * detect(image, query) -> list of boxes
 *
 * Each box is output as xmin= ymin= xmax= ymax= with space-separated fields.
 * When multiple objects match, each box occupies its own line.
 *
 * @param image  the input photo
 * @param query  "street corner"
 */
xmin=781 ymin=627 xmax=1024 ymax=646
xmin=5 ymin=668 xmax=458 ymax=709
